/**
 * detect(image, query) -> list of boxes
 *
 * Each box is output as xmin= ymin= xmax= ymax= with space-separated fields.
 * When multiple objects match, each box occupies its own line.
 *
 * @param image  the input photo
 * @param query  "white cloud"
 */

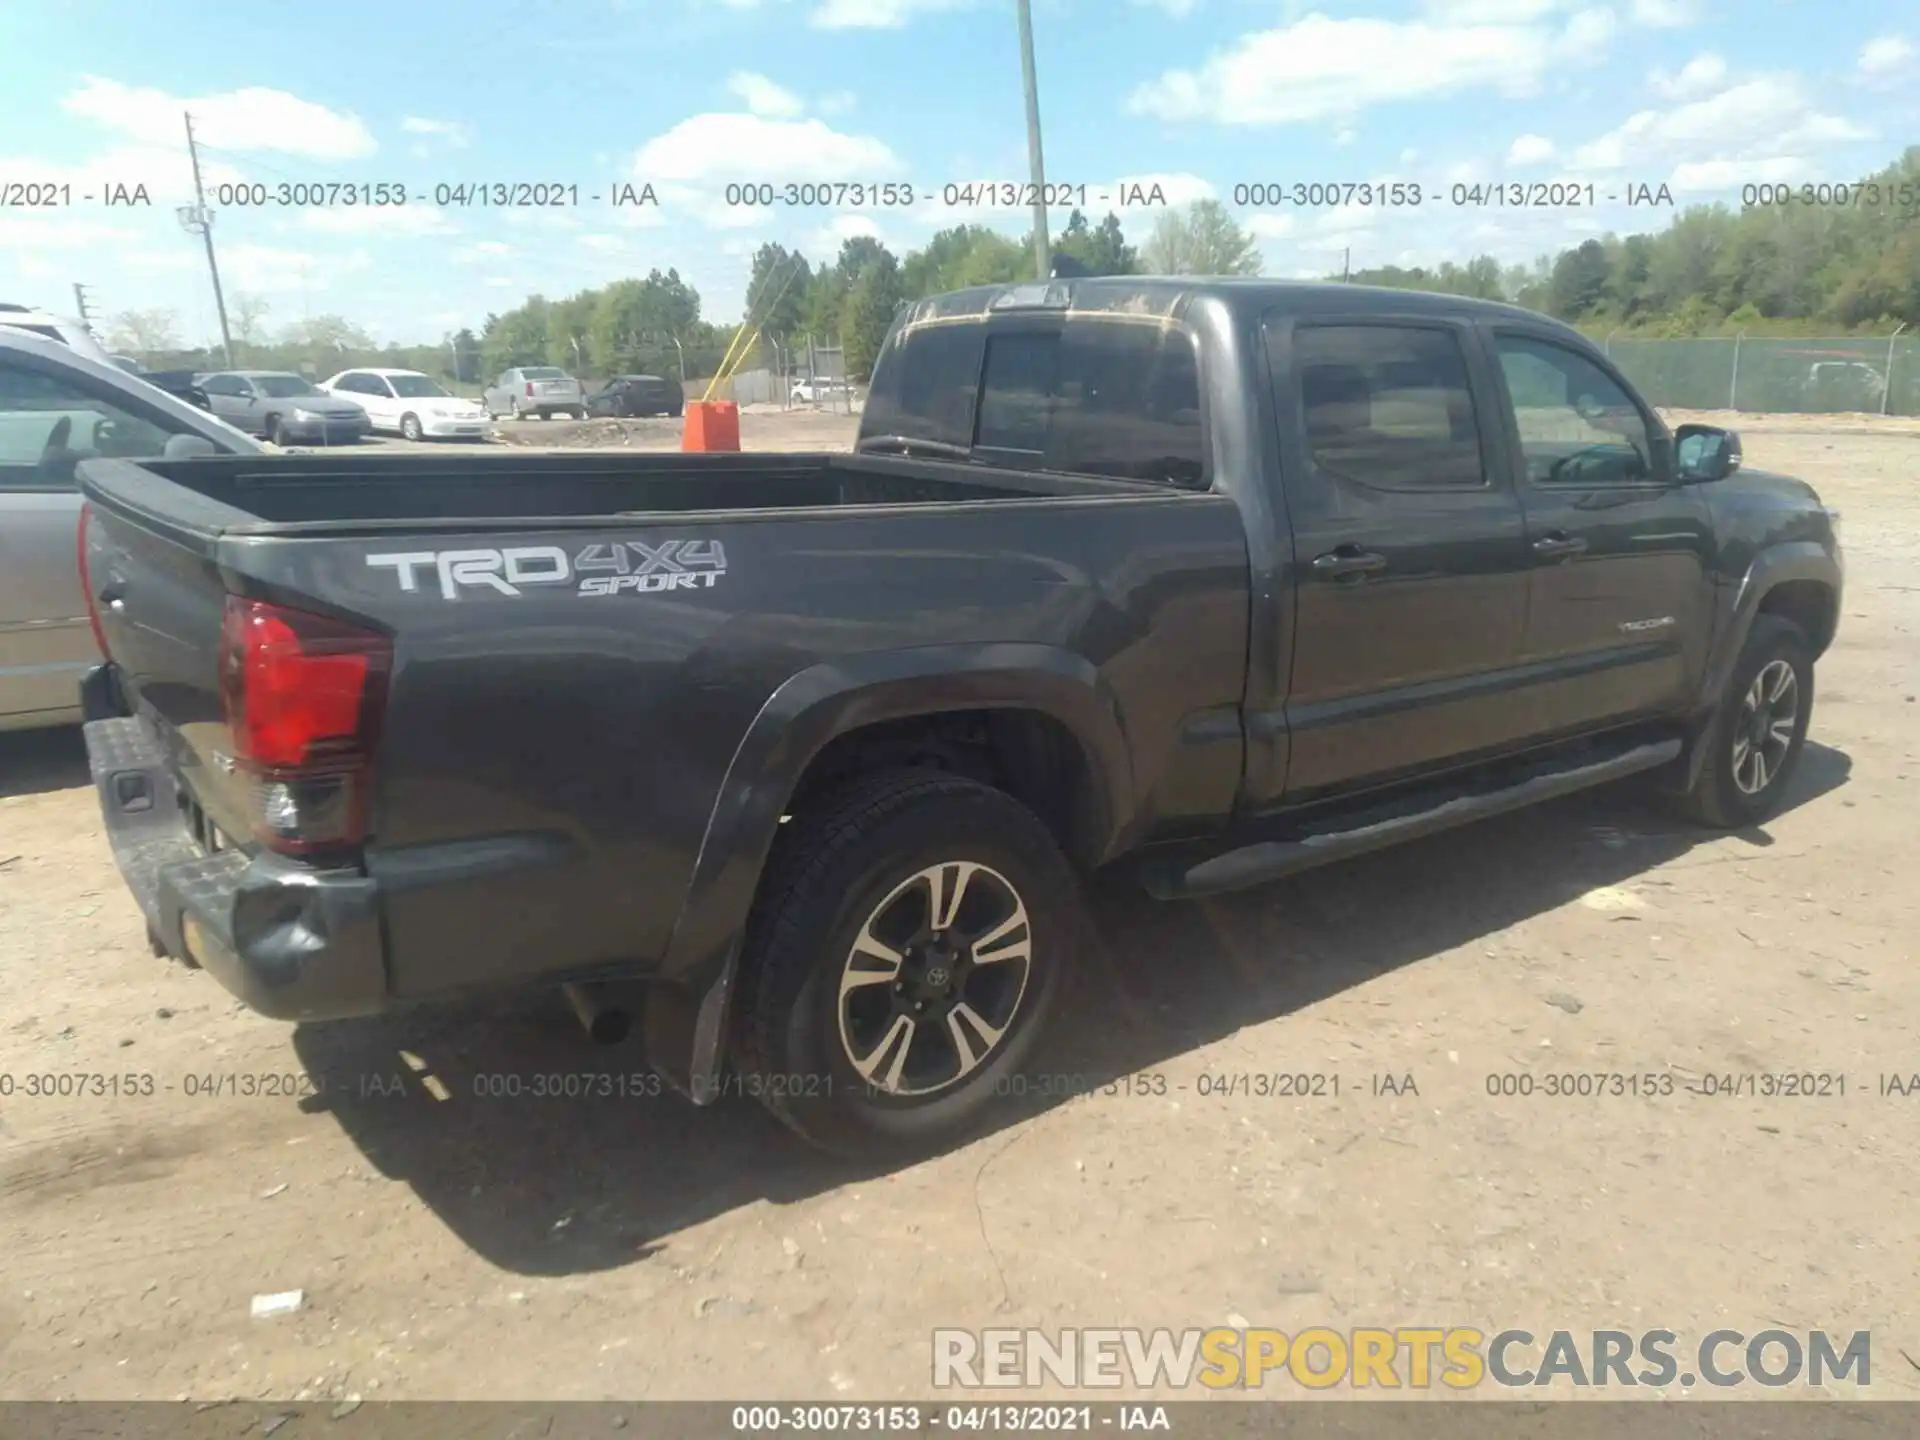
xmin=119 ymin=248 xmax=196 ymax=271
xmin=62 ymin=77 xmax=376 ymax=159
xmin=1566 ymin=76 xmax=1872 ymax=189
xmin=1857 ymin=35 xmax=1915 ymax=81
xmin=0 ymin=146 xmax=246 ymax=209
xmin=1126 ymin=10 xmax=1617 ymax=125
xmin=400 ymin=116 xmax=472 ymax=145
xmin=1333 ymin=125 xmax=1358 ymax=147
xmin=816 ymin=90 xmax=858 ymax=115
xmin=1507 ymin=133 xmax=1557 ymax=165
xmin=578 ymin=233 xmax=627 ymax=253
xmin=804 ymin=212 xmax=887 ymax=253
xmin=1628 ymin=0 xmax=1698 ymax=25
xmin=632 ymin=114 xmax=901 ymax=183
xmin=1651 ymin=52 xmax=1728 ymax=99
xmin=0 ymin=213 xmax=141 ymax=251
xmin=1116 ymin=172 xmax=1216 ymax=206
xmin=221 ymin=243 xmax=368 ymax=293
xmin=298 ymin=206 xmax=453 ymax=236
xmin=808 ymin=0 xmax=972 ymax=28
xmin=452 ymin=241 xmax=515 ymax=262
xmin=726 ymin=72 xmax=806 ymax=119
xmin=484 ymin=276 xmax=516 ymax=288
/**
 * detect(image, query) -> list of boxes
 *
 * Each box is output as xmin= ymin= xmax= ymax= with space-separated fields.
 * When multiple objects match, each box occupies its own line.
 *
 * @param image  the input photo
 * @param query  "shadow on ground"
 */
xmin=291 ymin=746 xmax=1850 ymax=1277
xmin=0 ymin=727 xmax=90 ymax=802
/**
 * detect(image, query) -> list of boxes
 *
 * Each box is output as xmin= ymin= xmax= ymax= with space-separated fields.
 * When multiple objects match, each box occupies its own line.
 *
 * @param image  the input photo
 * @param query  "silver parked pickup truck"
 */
xmin=0 ymin=328 xmax=263 ymax=732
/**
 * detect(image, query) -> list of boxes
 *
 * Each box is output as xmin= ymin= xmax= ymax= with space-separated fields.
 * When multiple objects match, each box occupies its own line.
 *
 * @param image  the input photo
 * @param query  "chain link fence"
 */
xmin=1603 ymin=335 xmax=1918 ymax=416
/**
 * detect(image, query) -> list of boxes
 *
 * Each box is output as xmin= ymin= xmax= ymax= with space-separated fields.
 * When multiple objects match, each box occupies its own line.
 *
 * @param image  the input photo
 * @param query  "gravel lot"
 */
xmin=1 ymin=411 xmax=1915 ymax=1402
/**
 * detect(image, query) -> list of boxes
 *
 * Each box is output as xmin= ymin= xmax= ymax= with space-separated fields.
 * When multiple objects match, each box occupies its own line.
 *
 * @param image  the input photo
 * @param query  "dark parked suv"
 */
xmin=76 ymin=277 xmax=1841 ymax=1157
xmin=585 ymin=373 xmax=685 ymax=418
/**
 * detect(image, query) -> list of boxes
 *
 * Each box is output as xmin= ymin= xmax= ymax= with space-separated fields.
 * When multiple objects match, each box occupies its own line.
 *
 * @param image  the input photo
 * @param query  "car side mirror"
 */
xmin=1674 ymin=423 xmax=1741 ymax=483
xmin=186 ymin=387 xmax=212 ymax=411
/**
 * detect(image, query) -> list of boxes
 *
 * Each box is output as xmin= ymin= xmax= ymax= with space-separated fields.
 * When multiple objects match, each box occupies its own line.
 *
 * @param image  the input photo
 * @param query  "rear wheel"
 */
xmin=1673 ymin=614 xmax=1813 ymax=828
xmin=400 ymin=412 xmax=424 ymax=442
xmin=734 ymin=770 xmax=1079 ymax=1158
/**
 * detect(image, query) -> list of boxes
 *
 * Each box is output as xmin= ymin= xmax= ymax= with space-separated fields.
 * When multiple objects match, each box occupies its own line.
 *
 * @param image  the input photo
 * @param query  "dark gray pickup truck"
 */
xmin=76 ymin=278 xmax=1843 ymax=1156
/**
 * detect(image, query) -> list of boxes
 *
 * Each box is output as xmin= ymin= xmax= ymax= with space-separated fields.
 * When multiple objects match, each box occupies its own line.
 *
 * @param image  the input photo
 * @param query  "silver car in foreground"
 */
xmin=483 ymin=366 xmax=586 ymax=420
xmin=199 ymin=369 xmax=371 ymax=445
xmin=0 ymin=328 xmax=264 ymax=732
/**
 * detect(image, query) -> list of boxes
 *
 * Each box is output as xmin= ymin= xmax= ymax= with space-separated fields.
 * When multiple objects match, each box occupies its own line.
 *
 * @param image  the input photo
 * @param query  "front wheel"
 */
xmin=400 ymin=412 xmax=424 ymax=442
xmin=734 ymin=770 xmax=1080 ymax=1158
xmin=1673 ymin=614 xmax=1814 ymax=828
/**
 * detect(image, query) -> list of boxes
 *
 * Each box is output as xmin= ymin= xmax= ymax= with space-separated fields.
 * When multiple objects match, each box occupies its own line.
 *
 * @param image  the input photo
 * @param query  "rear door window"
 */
xmin=1292 ymin=325 xmax=1488 ymax=490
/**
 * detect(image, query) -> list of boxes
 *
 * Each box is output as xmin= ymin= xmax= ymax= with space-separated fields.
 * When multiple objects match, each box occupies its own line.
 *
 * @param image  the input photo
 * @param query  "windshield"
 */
xmin=253 ymin=375 xmax=323 ymax=398
xmin=388 ymin=375 xmax=450 ymax=397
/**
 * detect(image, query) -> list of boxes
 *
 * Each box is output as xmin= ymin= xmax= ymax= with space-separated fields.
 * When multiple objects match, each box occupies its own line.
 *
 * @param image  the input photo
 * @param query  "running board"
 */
xmin=1142 ymin=739 xmax=1683 ymax=900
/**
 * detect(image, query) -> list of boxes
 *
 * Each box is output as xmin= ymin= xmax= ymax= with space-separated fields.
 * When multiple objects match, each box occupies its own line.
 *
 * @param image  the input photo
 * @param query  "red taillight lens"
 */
xmin=218 ymin=596 xmax=392 ymax=853
xmin=525 ymin=381 xmax=535 ymax=396
xmin=77 ymin=503 xmax=109 ymax=658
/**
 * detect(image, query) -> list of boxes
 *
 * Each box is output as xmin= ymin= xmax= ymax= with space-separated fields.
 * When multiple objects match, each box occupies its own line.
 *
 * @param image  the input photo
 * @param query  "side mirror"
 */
xmin=1675 ymin=423 xmax=1741 ymax=483
xmin=185 ymin=386 xmax=212 ymax=411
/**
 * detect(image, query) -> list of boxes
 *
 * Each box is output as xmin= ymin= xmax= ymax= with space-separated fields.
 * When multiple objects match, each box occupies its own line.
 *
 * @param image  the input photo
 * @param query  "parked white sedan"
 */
xmin=318 ymin=368 xmax=491 ymax=441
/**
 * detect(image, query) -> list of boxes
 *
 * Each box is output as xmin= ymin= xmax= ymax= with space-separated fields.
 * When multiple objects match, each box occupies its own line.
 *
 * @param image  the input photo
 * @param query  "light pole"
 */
xmin=1016 ymin=0 xmax=1049 ymax=281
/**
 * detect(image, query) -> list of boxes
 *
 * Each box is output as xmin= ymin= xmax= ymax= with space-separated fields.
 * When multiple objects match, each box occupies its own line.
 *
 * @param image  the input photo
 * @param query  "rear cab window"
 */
xmin=863 ymin=309 xmax=1207 ymax=489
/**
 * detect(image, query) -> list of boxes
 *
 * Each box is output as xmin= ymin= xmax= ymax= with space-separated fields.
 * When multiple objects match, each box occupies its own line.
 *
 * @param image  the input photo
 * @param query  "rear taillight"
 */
xmin=218 ymin=596 xmax=392 ymax=855
xmin=525 ymin=381 xmax=535 ymax=397
xmin=77 ymin=503 xmax=109 ymax=658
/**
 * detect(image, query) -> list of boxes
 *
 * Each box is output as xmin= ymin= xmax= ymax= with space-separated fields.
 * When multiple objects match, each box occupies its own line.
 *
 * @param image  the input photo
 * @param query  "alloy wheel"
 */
xmin=836 ymin=861 xmax=1033 ymax=1098
xmin=1731 ymin=658 xmax=1799 ymax=796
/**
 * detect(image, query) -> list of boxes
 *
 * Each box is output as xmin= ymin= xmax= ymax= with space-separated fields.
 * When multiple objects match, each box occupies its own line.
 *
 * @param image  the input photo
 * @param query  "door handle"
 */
xmin=1311 ymin=547 xmax=1387 ymax=579
xmin=1532 ymin=533 xmax=1588 ymax=559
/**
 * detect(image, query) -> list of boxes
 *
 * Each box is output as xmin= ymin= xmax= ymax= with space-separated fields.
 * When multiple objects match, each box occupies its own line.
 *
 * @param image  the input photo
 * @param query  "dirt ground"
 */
xmin=2 ymin=410 xmax=1917 ymax=1404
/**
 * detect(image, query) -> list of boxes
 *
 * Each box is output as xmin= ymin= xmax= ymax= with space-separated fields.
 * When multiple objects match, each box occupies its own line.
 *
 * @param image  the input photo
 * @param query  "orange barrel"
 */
xmin=681 ymin=400 xmax=741 ymax=452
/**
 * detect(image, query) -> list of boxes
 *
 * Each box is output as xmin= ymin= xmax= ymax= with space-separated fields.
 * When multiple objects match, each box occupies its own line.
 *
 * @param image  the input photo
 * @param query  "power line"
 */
xmin=179 ymin=112 xmax=235 ymax=365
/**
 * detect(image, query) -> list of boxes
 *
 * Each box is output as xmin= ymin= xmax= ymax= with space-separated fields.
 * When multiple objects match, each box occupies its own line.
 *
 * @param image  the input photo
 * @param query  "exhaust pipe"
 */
xmin=563 ymin=983 xmax=631 ymax=1046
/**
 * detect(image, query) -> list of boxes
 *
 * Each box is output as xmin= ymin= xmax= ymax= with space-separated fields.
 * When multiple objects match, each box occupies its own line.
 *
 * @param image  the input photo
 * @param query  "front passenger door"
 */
xmin=1265 ymin=318 xmax=1535 ymax=804
xmin=1488 ymin=330 xmax=1715 ymax=736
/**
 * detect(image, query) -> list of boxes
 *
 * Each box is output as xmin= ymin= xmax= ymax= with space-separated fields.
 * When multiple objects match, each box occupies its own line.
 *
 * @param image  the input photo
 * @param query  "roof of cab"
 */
xmin=896 ymin=275 xmax=1580 ymax=341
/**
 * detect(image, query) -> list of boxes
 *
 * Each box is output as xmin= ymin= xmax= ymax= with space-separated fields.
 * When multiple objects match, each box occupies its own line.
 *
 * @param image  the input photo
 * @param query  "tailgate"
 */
xmin=81 ymin=491 xmax=254 ymax=848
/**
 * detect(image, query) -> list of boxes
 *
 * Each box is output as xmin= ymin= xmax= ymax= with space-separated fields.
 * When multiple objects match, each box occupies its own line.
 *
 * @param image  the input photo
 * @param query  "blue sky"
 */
xmin=2 ymin=0 xmax=1913 ymax=346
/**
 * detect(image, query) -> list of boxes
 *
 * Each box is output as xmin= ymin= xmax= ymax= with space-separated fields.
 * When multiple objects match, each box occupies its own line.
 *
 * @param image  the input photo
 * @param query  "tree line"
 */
xmin=109 ymin=145 xmax=1918 ymax=383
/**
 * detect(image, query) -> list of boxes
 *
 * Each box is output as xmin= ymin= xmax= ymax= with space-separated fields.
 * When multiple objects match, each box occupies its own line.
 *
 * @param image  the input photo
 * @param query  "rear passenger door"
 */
xmin=1262 ymin=317 xmax=1535 ymax=803
xmin=1486 ymin=328 xmax=1714 ymax=735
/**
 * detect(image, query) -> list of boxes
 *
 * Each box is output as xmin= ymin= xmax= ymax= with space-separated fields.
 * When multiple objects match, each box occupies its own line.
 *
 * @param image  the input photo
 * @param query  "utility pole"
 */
xmin=1015 ymin=0 xmax=1049 ymax=281
xmin=72 ymin=283 xmax=98 ymax=336
xmin=178 ymin=112 xmax=235 ymax=366
xmin=1342 ymin=247 xmax=1351 ymax=282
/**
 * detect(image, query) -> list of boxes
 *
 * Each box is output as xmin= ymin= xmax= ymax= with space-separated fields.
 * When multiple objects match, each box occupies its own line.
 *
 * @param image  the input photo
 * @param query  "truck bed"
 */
xmin=84 ymin=450 xmax=1137 ymax=532
xmin=75 ymin=444 xmax=1252 ymax=1042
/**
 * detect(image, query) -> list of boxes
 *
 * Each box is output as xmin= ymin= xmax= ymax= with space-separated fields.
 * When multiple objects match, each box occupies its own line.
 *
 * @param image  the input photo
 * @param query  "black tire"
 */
xmin=734 ymin=769 xmax=1080 ymax=1158
xmin=1672 ymin=614 xmax=1814 ymax=828
xmin=400 ymin=412 xmax=424 ymax=443
xmin=668 ymin=404 xmax=683 ymax=418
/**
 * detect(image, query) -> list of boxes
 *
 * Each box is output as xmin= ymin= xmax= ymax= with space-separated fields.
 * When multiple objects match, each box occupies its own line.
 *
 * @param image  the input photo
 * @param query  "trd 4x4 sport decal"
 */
xmin=365 ymin=539 xmax=728 ymax=600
